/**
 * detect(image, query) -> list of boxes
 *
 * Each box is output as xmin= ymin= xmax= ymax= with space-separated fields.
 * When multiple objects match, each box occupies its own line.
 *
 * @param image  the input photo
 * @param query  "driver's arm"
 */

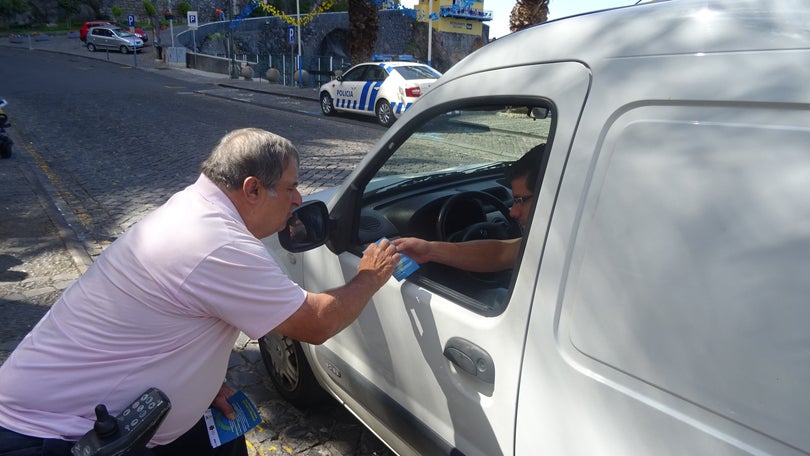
xmin=393 ymin=237 xmax=520 ymax=273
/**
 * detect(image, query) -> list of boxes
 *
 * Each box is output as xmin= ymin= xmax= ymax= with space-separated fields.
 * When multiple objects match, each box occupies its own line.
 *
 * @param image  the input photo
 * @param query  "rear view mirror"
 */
xmin=278 ymin=201 xmax=330 ymax=253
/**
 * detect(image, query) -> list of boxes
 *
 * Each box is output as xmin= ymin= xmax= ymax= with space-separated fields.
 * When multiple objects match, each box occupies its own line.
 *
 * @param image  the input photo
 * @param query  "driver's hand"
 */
xmin=392 ymin=237 xmax=430 ymax=264
xmin=211 ymin=383 xmax=237 ymax=420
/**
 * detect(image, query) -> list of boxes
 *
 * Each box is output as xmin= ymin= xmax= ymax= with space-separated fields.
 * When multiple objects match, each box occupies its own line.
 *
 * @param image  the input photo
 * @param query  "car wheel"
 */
xmin=258 ymin=332 xmax=329 ymax=407
xmin=320 ymin=92 xmax=335 ymax=116
xmin=87 ymin=43 xmax=96 ymax=52
xmin=0 ymin=135 xmax=12 ymax=159
xmin=120 ymin=45 xmax=129 ymax=54
xmin=375 ymin=99 xmax=395 ymax=127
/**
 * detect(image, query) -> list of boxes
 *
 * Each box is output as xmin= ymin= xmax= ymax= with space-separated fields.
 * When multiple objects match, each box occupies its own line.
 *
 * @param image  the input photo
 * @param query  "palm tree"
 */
xmin=348 ymin=0 xmax=378 ymax=63
xmin=509 ymin=0 xmax=549 ymax=33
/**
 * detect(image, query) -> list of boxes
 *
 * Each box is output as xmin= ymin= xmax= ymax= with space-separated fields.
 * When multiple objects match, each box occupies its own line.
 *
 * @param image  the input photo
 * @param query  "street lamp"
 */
xmin=168 ymin=0 xmax=175 ymax=47
xmin=427 ymin=0 xmax=432 ymax=66
xmin=296 ymin=0 xmax=302 ymax=87
xmin=229 ymin=0 xmax=238 ymax=78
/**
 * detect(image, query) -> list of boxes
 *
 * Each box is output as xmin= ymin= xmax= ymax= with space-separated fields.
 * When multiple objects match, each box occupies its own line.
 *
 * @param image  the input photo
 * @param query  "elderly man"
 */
xmin=0 ymin=128 xmax=399 ymax=455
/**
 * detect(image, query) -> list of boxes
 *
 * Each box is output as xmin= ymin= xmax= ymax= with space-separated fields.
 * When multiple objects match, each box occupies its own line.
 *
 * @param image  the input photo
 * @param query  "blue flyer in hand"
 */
xmin=203 ymin=390 xmax=261 ymax=448
xmin=374 ymin=237 xmax=419 ymax=281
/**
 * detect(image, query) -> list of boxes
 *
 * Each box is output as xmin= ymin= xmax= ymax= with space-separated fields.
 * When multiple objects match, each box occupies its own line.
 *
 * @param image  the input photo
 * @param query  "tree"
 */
xmin=348 ymin=0 xmax=378 ymax=63
xmin=111 ymin=4 xmax=121 ymax=22
xmin=143 ymin=0 xmax=159 ymax=45
xmin=57 ymin=0 xmax=80 ymax=28
xmin=176 ymin=1 xmax=190 ymax=22
xmin=509 ymin=0 xmax=549 ymax=33
xmin=0 ymin=0 xmax=30 ymax=18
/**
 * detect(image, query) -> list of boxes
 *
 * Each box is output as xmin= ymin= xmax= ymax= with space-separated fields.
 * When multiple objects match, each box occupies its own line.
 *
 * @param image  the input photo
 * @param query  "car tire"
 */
xmin=0 ymin=134 xmax=13 ymax=159
xmin=87 ymin=43 xmax=96 ymax=52
xmin=258 ymin=332 xmax=330 ymax=407
xmin=320 ymin=92 xmax=335 ymax=116
xmin=375 ymin=99 xmax=395 ymax=127
xmin=120 ymin=45 xmax=129 ymax=54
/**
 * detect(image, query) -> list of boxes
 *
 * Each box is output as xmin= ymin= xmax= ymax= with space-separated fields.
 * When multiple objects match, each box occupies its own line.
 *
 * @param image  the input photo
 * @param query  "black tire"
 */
xmin=120 ymin=45 xmax=129 ymax=54
xmin=375 ymin=99 xmax=395 ymax=127
xmin=320 ymin=92 xmax=335 ymax=116
xmin=0 ymin=134 xmax=13 ymax=159
xmin=87 ymin=43 xmax=96 ymax=52
xmin=258 ymin=333 xmax=329 ymax=407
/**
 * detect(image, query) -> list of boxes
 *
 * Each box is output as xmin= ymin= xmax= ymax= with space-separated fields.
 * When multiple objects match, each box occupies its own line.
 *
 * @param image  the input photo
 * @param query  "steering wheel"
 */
xmin=435 ymin=191 xmax=520 ymax=287
xmin=436 ymin=191 xmax=520 ymax=242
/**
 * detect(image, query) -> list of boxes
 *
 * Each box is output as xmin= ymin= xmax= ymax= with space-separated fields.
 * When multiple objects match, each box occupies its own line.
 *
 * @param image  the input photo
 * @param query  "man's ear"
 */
xmin=242 ymin=176 xmax=262 ymax=202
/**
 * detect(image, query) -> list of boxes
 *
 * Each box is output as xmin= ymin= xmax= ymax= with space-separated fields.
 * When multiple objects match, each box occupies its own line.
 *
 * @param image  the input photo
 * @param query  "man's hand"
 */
xmin=359 ymin=238 xmax=400 ymax=287
xmin=392 ymin=237 xmax=431 ymax=264
xmin=211 ymin=383 xmax=237 ymax=420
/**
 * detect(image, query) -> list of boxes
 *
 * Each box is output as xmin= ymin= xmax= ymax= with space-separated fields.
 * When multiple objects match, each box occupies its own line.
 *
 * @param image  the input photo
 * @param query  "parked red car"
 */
xmin=80 ymin=21 xmax=148 ymax=42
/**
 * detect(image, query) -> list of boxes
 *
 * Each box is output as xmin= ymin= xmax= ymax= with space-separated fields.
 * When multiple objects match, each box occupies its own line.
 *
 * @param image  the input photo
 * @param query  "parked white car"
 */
xmin=86 ymin=26 xmax=144 ymax=54
xmin=262 ymin=0 xmax=810 ymax=454
xmin=319 ymin=61 xmax=441 ymax=127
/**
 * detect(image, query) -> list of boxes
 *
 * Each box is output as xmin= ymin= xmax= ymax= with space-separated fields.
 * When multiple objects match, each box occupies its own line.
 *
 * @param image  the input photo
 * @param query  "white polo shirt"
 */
xmin=0 ymin=174 xmax=307 ymax=444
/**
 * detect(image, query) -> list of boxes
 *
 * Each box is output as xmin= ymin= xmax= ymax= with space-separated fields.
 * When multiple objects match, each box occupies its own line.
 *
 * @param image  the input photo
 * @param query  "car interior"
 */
xmin=351 ymin=103 xmax=553 ymax=314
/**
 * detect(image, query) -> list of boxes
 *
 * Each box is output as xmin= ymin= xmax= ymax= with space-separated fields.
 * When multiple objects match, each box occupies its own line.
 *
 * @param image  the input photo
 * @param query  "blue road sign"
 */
xmin=288 ymin=26 xmax=295 ymax=44
xmin=127 ymin=14 xmax=135 ymax=26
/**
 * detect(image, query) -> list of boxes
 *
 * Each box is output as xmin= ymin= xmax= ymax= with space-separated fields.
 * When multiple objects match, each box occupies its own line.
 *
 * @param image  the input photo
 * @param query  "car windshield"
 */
xmin=393 ymin=65 xmax=442 ymax=80
xmin=118 ymin=31 xmax=134 ymax=37
xmin=366 ymin=106 xmax=551 ymax=197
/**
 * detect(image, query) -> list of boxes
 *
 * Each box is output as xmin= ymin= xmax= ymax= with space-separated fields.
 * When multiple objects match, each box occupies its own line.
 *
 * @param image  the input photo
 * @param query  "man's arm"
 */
xmin=393 ymin=237 xmax=520 ymax=273
xmin=272 ymin=239 xmax=399 ymax=344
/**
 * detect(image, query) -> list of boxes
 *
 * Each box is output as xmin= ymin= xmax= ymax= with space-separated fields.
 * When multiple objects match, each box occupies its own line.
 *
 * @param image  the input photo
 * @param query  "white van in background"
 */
xmin=261 ymin=0 xmax=810 ymax=454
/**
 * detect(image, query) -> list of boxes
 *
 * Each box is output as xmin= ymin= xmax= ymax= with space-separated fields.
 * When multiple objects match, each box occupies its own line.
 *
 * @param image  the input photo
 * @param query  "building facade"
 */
xmin=411 ymin=0 xmax=492 ymax=36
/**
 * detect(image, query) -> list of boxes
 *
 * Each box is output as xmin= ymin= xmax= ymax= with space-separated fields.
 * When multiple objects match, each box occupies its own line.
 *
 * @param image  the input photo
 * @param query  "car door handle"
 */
xmin=443 ymin=337 xmax=495 ymax=384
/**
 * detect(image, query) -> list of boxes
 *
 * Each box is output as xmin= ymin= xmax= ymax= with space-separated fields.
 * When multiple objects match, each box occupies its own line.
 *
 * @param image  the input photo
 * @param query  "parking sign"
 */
xmin=187 ymin=11 xmax=198 ymax=29
xmin=288 ymin=26 xmax=295 ymax=44
xmin=127 ymin=14 xmax=135 ymax=26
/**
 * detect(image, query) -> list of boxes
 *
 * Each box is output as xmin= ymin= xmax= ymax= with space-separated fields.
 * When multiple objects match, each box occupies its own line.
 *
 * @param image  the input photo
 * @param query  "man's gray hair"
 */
xmin=201 ymin=128 xmax=300 ymax=191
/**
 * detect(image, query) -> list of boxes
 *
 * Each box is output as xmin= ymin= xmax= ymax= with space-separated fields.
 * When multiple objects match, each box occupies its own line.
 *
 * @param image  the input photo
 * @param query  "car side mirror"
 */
xmin=332 ymin=69 xmax=343 ymax=81
xmin=278 ymin=201 xmax=331 ymax=253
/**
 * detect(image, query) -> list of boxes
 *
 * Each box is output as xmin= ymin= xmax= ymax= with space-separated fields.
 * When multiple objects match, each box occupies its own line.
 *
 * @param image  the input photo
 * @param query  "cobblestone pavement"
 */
xmin=1 ymin=34 xmax=394 ymax=455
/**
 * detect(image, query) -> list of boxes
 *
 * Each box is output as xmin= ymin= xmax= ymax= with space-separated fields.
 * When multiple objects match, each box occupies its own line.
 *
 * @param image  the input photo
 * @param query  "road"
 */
xmin=0 ymin=46 xmax=394 ymax=455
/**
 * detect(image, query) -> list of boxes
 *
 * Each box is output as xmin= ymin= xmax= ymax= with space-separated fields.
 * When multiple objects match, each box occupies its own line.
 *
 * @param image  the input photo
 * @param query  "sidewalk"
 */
xmin=1 ymin=31 xmax=320 ymax=102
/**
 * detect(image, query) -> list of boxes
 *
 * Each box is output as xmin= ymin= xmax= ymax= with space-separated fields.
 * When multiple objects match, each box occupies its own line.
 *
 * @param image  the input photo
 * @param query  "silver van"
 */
xmin=261 ymin=0 xmax=810 ymax=454
xmin=86 ymin=26 xmax=143 ymax=54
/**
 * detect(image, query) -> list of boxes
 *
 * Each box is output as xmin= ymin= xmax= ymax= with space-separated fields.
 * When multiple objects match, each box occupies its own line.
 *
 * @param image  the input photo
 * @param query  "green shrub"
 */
xmin=176 ymin=1 xmax=191 ymax=20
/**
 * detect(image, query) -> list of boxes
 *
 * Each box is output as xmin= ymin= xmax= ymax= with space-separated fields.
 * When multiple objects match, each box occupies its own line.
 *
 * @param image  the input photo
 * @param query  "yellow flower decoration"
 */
xmin=258 ymin=0 xmax=337 ymax=27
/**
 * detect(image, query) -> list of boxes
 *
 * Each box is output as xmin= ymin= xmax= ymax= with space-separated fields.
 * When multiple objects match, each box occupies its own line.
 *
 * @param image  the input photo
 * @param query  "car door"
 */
xmin=99 ymin=28 xmax=114 ymax=49
xmin=333 ymin=64 xmax=383 ymax=115
xmin=298 ymin=62 xmax=590 ymax=456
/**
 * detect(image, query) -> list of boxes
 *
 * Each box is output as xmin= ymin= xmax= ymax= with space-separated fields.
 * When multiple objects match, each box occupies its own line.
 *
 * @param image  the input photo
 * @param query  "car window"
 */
xmin=369 ymin=67 xmax=387 ymax=81
xmin=393 ymin=65 xmax=442 ymax=80
xmin=342 ymin=66 xmax=368 ymax=82
xmin=358 ymin=104 xmax=553 ymax=312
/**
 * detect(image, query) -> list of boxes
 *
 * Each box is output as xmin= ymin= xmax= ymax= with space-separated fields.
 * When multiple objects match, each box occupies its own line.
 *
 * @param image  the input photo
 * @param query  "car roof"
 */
xmin=89 ymin=25 xmax=120 ymax=31
xmin=443 ymin=0 xmax=810 ymax=83
xmin=356 ymin=61 xmax=431 ymax=68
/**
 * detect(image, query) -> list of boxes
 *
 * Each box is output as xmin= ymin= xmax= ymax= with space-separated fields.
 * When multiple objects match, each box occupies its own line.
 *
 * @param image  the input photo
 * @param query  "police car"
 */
xmin=319 ymin=59 xmax=441 ymax=127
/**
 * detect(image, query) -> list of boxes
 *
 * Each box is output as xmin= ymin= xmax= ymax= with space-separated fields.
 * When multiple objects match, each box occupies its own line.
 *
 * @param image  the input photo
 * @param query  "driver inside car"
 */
xmin=393 ymin=143 xmax=547 ymax=273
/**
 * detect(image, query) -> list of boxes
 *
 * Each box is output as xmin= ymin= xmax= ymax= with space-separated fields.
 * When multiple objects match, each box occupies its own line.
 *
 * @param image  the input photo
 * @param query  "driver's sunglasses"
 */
xmin=512 ymin=194 xmax=533 ymax=206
